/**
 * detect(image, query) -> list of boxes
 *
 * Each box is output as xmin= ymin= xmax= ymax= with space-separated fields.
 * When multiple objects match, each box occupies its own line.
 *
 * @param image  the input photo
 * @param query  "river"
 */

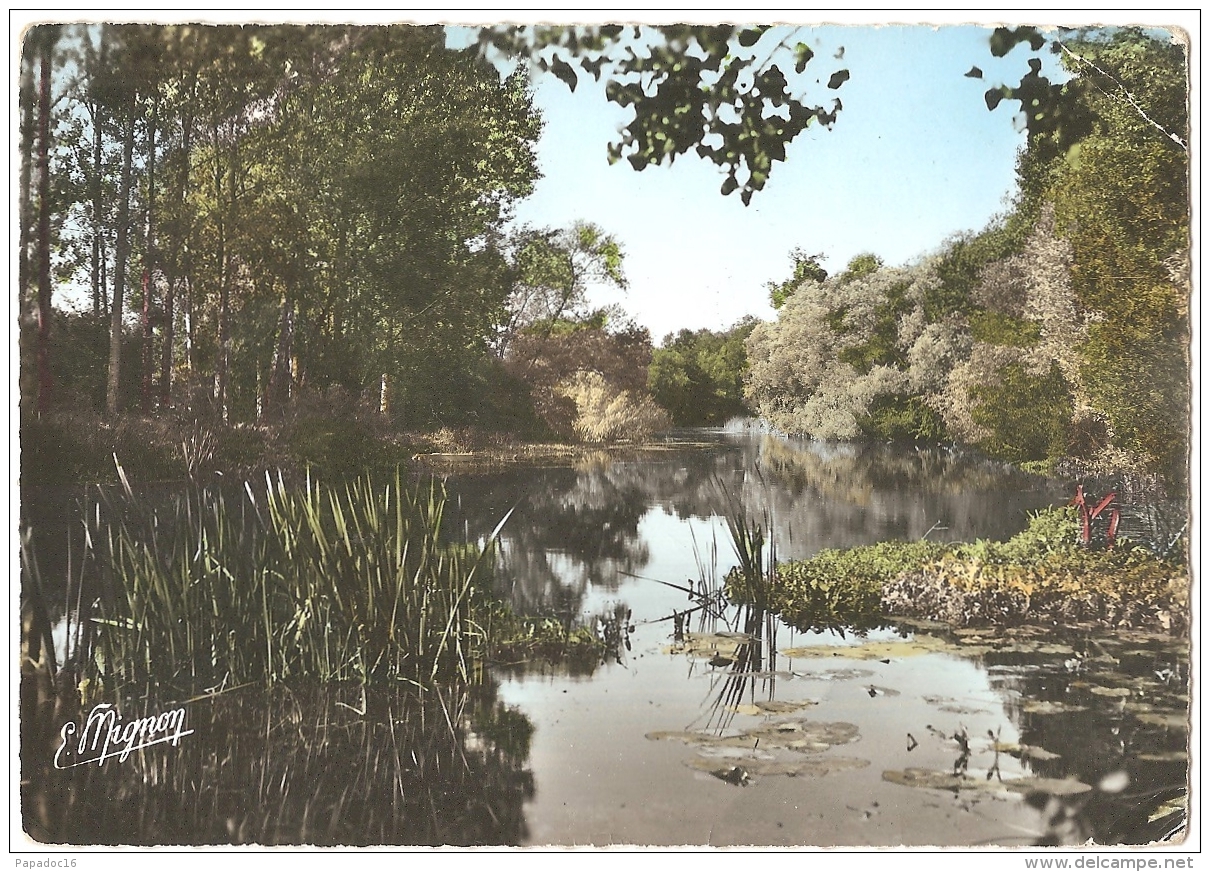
xmin=21 ymin=428 xmax=1190 ymax=847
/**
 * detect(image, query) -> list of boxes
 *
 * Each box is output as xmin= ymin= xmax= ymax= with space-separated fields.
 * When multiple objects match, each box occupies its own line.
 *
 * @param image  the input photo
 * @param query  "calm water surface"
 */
xmin=24 ymin=430 xmax=1190 ymax=847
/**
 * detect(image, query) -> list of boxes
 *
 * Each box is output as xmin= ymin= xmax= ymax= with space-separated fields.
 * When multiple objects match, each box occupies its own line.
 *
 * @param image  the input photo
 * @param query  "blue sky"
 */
xmin=447 ymin=13 xmax=1194 ymax=342
xmin=483 ymin=23 xmax=1040 ymax=340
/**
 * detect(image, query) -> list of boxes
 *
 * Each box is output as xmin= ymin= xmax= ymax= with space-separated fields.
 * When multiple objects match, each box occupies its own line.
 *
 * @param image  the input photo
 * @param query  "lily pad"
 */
xmin=648 ymin=719 xmax=860 ymax=755
xmin=1137 ymin=750 xmax=1188 ymax=763
xmin=1021 ymin=700 xmax=1087 ymax=715
xmin=1005 ymin=777 xmax=1093 ymax=797
xmin=866 ymin=685 xmax=901 ymax=698
xmin=784 ymin=635 xmax=950 ymax=661
xmin=1133 ymin=711 xmax=1188 ymax=730
xmin=881 ymin=768 xmax=1004 ymax=793
xmin=745 ymin=719 xmax=861 ymax=752
xmin=922 ymin=694 xmax=989 ymax=715
xmin=883 ymin=769 xmax=1091 ymax=797
xmin=1087 ymin=685 xmax=1133 ymax=698
xmin=666 ymin=631 xmax=756 ymax=659
xmin=792 ymin=668 xmax=875 ymax=682
xmin=731 ymin=699 xmax=817 ymax=716
xmin=995 ymin=743 xmax=1062 ymax=762
xmin=687 ymin=755 xmax=870 ymax=779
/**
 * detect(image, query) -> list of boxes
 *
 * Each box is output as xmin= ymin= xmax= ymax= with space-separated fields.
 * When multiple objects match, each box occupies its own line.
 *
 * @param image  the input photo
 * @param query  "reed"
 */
xmin=85 ymin=464 xmax=508 ymax=693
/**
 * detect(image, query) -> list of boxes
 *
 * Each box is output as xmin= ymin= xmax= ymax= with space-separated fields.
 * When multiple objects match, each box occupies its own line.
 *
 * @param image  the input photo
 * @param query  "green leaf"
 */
xmin=827 ymin=69 xmax=850 ymax=89
xmin=737 ymin=27 xmax=765 ymax=48
xmin=550 ymin=55 xmax=578 ymax=91
xmin=794 ymin=42 xmax=814 ymax=74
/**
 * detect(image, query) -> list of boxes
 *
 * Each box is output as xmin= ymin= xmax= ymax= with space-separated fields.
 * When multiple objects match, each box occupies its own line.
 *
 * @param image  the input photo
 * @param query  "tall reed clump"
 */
xmin=89 ymin=465 xmax=506 ymax=693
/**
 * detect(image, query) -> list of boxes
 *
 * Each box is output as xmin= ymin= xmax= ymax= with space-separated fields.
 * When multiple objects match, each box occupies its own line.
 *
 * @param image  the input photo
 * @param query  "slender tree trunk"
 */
xmin=106 ymin=113 xmax=135 ymax=417
xmin=267 ymin=289 xmax=294 ymax=417
xmin=89 ymin=29 xmax=108 ymax=316
xmin=19 ymin=53 xmax=35 ymax=309
xmin=212 ymin=119 xmax=229 ymax=423
xmin=160 ymin=111 xmax=190 ymax=408
xmin=35 ymin=40 xmax=53 ymax=413
xmin=141 ymin=93 xmax=158 ymax=413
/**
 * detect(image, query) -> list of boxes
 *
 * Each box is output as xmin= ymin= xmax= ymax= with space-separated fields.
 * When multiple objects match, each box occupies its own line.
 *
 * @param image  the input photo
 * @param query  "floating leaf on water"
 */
xmin=1005 ymin=777 xmax=1093 ymax=797
xmin=923 ymin=694 xmax=989 ymax=715
xmin=784 ymin=635 xmax=950 ymax=661
xmin=883 ymin=769 xmax=1091 ymax=797
xmin=882 ymin=768 xmax=999 ymax=793
xmin=734 ymin=699 xmax=817 ymax=715
xmin=995 ymin=742 xmax=1062 ymax=762
xmin=646 ymin=729 xmax=717 ymax=745
xmin=687 ymin=755 xmax=869 ymax=779
xmin=1021 ymin=700 xmax=1087 ymax=715
xmin=745 ymin=719 xmax=860 ymax=751
xmin=867 ymin=685 xmax=901 ymax=697
xmin=703 ymin=765 xmax=750 ymax=786
xmin=1134 ymin=711 xmax=1189 ymax=730
xmin=1088 ymin=685 xmax=1133 ymax=698
xmin=792 ymin=668 xmax=875 ymax=682
xmin=665 ymin=631 xmax=755 ymax=659
xmin=693 ymin=745 xmax=776 ymax=762
xmin=1137 ymin=750 xmax=1188 ymax=763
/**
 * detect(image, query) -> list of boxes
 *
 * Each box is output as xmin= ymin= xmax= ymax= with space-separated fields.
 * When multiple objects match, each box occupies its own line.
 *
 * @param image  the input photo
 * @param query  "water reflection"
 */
xmin=23 ymin=680 xmax=535 ymax=846
xmin=448 ymin=431 xmax=1068 ymax=624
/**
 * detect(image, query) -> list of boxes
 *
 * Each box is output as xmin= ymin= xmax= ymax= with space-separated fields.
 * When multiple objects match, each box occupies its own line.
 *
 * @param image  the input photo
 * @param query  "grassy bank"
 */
xmin=765 ymin=507 xmax=1189 ymax=635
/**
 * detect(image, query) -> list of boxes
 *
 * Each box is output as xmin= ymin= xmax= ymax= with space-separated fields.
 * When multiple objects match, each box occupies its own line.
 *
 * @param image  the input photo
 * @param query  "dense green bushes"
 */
xmin=648 ymin=319 xmax=756 ymax=426
xmin=768 ymin=506 xmax=1188 ymax=634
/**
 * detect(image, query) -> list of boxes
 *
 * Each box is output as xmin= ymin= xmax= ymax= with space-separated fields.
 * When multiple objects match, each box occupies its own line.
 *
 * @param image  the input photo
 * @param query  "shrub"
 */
xmin=557 ymin=370 xmax=671 ymax=443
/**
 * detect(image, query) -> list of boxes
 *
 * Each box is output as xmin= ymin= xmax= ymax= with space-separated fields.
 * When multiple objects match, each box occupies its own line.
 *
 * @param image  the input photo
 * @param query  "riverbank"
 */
xmin=766 ymin=506 xmax=1189 ymax=637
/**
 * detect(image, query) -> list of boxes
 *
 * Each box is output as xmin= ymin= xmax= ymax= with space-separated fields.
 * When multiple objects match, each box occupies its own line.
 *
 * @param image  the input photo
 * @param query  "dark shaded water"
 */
xmin=21 ymin=429 xmax=1191 ymax=847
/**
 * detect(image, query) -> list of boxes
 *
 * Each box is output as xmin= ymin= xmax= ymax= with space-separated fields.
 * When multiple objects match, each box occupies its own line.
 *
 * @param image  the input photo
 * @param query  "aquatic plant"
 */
xmin=774 ymin=540 xmax=946 ymax=633
xmin=882 ymin=507 xmax=1188 ymax=631
xmin=82 ymin=465 xmax=509 ymax=692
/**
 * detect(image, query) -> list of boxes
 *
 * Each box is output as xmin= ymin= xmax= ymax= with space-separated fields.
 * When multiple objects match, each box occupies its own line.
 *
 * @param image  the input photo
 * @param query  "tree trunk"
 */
xmin=18 ymin=51 xmax=34 ymax=308
xmin=161 ymin=110 xmax=190 ymax=408
xmin=106 ymin=113 xmax=135 ymax=417
xmin=35 ymin=39 xmax=53 ymax=413
xmin=141 ymin=92 xmax=158 ymax=413
xmin=266 ymin=290 xmax=294 ymax=417
xmin=89 ymin=28 xmax=108 ymax=316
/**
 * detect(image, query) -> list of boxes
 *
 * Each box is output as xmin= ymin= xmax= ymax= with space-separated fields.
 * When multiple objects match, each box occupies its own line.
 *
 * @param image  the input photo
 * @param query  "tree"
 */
xmin=648 ymin=318 xmax=757 ymax=425
xmin=767 ymin=248 xmax=827 ymax=309
xmin=476 ymin=25 xmax=849 ymax=204
xmin=497 ymin=221 xmax=628 ymax=359
xmin=745 ymin=259 xmax=959 ymax=442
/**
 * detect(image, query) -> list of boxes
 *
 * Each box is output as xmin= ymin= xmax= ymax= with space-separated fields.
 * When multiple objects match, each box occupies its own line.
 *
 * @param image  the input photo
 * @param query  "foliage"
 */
xmin=745 ymin=258 xmax=962 ymax=442
xmin=79 ymin=470 xmax=507 ymax=692
xmin=505 ymin=310 xmax=663 ymax=441
xmin=767 ymin=248 xmax=827 ymax=309
xmin=769 ymin=506 xmax=1187 ymax=633
xmin=771 ymin=540 xmax=946 ymax=633
xmin=996 ymin=27 xmax=1190 ymax=481
xmin=496 ymin=222 xmax=629 ymax=357
xmin=475 ymin=25 xmax=849 ymax=204
xmin=26 ymin=24 xmax=545 ymax=433
xmin=647 ymin=318 xmax=756 ymax=425
xmin=557 ymin=370 xmax=671 ymax=443
xmin=969 ymin=362 xmax=1074 ymax=463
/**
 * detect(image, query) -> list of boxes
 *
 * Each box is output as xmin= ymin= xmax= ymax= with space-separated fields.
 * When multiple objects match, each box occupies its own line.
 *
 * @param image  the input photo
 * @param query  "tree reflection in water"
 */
xmin=23 ymin=680 xmax=535 ymax=846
